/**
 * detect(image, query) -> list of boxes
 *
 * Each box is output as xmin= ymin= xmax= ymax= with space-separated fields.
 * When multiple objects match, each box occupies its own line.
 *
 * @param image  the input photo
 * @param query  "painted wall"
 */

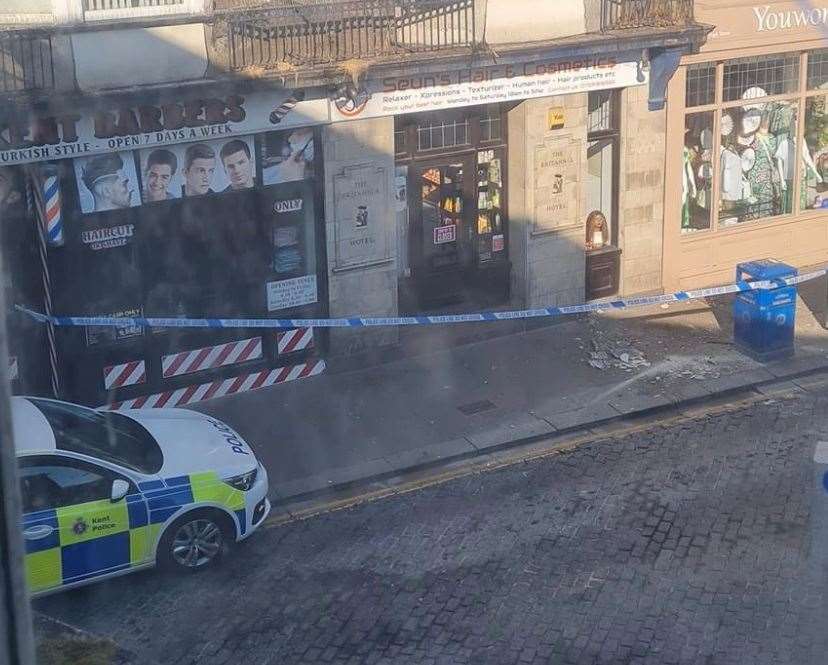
xmin=483 ymin=0 xmax=587 ymax=45
xmin=72 ymin=24 xmax=208 ymax=91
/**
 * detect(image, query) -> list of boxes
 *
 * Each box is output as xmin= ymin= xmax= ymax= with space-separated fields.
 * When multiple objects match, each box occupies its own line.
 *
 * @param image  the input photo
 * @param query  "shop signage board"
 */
xmin=333 ymin=164 xmax=391 ymax=269
xmin=697 ymin=1 xmax=828 ymax=52
xmin=266 ymin=274 xmax=318 ymax=312
xmin=533 ymin=137 xmax=582 ymax=233
xmin=0 ymin=90 xmax=330 ymax=166
xmin=434 ymin=225 xmax=457 ymax=244
xmin=331 ymin=57 xmax=647 ymax=122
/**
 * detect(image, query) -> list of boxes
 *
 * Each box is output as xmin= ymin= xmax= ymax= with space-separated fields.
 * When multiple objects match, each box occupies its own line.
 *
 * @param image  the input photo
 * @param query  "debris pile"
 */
xmin=585 ymin=319 xmax=651 ymax=372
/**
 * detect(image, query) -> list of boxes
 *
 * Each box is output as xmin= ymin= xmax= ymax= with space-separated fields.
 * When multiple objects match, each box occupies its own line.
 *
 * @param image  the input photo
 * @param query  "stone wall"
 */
xmin=618 ymin=84 xmax=666 ymax=295
xmin=322 ymin=117 xmax=399 ymax=355
xmin=507 ymin=94 xmax=589 ymax=308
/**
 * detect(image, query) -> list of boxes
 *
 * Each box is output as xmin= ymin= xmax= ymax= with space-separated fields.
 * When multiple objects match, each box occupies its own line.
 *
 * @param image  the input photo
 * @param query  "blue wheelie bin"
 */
xmin=733 ymin=259 xmax=797 ymax=361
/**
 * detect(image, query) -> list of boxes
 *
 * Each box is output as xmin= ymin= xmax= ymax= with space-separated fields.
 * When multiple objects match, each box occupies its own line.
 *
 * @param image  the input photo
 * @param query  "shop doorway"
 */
xmin=396 ymin=106 xmax=511 ymax=312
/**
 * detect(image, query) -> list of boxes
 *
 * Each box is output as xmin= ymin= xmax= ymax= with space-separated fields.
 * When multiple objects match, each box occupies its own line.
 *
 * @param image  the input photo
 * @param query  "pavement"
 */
xmin=35 ymin=375 xmax=828 ymax=664
xmin=190 ymin=272 xmax=828 ymax=508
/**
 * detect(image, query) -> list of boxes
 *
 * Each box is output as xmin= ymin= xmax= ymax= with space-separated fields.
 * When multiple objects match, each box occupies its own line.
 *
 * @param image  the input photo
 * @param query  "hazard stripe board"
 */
xmin=277 ymin=327 xmax=314 ymax=355
xmin=104 ymin=360 xmax=146 ymax=390
xmin=162 ymin=337 xmax=263 ymax=378
xmin=104 ymin=359 xmax=326 ymax=410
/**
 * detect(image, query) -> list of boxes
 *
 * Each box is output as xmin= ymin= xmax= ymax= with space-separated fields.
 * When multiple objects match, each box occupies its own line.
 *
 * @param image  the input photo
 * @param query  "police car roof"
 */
xmin=11 ymin=396 xmax=57 ymax=454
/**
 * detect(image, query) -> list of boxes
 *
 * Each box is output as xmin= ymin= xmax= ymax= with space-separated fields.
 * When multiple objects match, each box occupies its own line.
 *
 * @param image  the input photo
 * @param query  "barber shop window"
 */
xmin=676 ymin=51 xmax=828 ymax=234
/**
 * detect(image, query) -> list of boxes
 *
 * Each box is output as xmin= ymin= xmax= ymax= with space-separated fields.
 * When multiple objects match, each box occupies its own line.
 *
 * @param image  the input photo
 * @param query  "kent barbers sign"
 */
xmin=331 ymin=57 xmax=647 ymax=122
xmin=0 ymin=91 xmax=330 ymax=166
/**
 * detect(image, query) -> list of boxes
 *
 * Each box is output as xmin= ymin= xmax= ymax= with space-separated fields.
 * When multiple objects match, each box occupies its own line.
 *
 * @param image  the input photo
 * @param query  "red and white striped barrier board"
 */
xmin=104 ymin=359 xmax=326 ymax=411
xmin=162 ymin=337 xmax=262 ymax=378
xmin=104 ymin=360 xmax=146 ymax=390
xmin=277 ymin=327 xmax=314 ymax=355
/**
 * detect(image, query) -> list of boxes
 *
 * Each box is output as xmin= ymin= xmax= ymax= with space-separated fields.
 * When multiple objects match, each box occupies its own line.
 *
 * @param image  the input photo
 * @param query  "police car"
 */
xmin=12 ymin=396 xmax=270 ymax=596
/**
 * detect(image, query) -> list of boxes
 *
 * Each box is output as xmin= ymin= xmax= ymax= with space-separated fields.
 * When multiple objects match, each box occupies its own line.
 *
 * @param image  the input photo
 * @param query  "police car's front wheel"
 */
xmin=158 ymin=510 xmax=233 ymax=572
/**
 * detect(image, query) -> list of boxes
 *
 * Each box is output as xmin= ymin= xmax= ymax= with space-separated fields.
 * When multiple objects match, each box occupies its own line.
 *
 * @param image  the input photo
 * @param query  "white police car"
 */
xmin=12 ymin=396 xmax=270 ymax=596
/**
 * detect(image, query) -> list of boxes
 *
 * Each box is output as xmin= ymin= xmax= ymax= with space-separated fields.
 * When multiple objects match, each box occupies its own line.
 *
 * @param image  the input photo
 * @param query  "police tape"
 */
xmin=14 ymin=268 xmax=828 ymax=330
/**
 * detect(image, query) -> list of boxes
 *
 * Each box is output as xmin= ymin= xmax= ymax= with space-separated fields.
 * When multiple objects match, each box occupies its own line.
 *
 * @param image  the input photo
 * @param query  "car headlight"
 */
xmin=223 ymin=467 xmax=258 ymax=491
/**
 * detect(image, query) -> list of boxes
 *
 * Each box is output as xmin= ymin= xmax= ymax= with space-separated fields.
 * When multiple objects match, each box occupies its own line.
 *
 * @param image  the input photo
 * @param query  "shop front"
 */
xmin=330 ymin=53 xmax=652 ymax=313
xmin=394 ymin=105 xmax=510 ymax=311
xmin=664 ymin=0 xmax=828 ymax=290
xmin=1 ymin=89 xmax=331 ymax=407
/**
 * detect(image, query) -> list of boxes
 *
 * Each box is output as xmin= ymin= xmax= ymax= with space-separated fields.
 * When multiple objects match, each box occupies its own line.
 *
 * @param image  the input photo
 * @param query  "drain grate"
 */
xmin=457 ymin=399 xmax=497 ymax=416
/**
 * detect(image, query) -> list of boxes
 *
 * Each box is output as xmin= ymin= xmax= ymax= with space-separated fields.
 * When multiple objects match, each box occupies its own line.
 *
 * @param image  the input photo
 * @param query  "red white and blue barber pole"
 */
xmin=41 ymin=167 xmax=64 ymax=247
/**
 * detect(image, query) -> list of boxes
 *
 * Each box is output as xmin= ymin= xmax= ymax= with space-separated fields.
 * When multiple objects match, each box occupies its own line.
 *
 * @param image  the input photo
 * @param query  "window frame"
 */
xmin=586 ymin=90 xmax=621 ymax=247
xmin=680 ymin=50 xmax=822 ymax=237
xmin=17 ymin=454 xmax=136 ymax=513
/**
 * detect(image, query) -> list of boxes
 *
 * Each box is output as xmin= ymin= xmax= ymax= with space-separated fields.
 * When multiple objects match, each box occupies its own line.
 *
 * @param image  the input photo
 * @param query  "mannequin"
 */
xmin=682 ymin=129 xmax=698 ymax=230
xmin=740 ymin=105 xmax=785 ymax=219
xmin=585 ymin=211 xmax=609 ymax=250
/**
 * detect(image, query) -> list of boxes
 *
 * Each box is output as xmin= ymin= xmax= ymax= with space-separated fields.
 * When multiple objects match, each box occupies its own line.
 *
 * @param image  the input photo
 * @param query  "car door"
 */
xmin=19 ymin=455 xmax=148 ymax=592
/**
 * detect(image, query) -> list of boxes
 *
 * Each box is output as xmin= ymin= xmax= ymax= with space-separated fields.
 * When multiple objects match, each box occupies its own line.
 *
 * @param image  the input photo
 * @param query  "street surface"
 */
xmin=37 ymin=387 xmax=828 ymax=665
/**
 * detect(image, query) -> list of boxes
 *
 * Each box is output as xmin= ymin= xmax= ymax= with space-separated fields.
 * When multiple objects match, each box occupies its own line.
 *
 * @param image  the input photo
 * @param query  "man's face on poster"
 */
xmin=223 ymin=150 xmax=253 ymax=190
xmin=184 ymin=158 xmax=215 ymax=196
xmin=146 ymin=163 xmax=173 ymax=201
xmin=98 ymin=170 xmax=132 ymax=209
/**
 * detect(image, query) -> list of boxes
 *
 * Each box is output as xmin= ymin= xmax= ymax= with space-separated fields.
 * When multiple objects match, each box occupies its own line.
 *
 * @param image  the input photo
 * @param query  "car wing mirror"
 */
xmin=111 ymin=479 xmax=130 ymax=502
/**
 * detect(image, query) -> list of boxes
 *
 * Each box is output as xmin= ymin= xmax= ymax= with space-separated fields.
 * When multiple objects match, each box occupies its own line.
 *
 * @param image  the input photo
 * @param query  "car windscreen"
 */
xmin=26 ymin=398 xmax=163 ymax=475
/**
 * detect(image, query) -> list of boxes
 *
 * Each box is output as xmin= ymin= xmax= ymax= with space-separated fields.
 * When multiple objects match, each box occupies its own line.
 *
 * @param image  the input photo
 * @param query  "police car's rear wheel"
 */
xmin=159 ymin=511 xmax=232 ymax=572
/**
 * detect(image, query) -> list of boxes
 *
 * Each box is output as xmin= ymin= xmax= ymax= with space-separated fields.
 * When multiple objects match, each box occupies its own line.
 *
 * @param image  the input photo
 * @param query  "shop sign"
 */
xmin=80 ymin=224 xmax=135 ymax=251
xmin=273 ymin=198 xmax=304 ymax=214
xmin=330 ymin=57 xmax=646 ymax=121
xmin=85 ymin=308 xmax=143 ymax=347
xmin=434 ymin=225 xmax=456 ymax=245
xmin=533 ymin=137 xmax=582 ymax=233
xmin=266 ymin=274 xmax=318 ymax=312
xmin=0 ymin=90 xmax=330 ymax=166
xmin=333 ymin=165 xmax=390 ymax=269
xmin=698 ymin=1 xmax=828 ymax=49
xmin=547 ymin=108 xmax=566 ymax=131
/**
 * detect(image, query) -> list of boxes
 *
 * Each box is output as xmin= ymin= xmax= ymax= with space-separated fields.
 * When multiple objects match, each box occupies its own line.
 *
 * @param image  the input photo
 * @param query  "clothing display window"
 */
xmin=682 ymin=112 xmax=714 ymax=233
xmin=717 ymin=101 xmax=796 ymax=226
xmin=678 ymin=50 xmax=828 ymax=234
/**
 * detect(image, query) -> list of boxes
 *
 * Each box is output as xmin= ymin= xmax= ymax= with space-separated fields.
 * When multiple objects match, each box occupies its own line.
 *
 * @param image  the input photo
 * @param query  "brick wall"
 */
xmin=322 ymin=117 xmax=399 ymax=355
xmin=618 ymin=83 xmax=666 ymax=295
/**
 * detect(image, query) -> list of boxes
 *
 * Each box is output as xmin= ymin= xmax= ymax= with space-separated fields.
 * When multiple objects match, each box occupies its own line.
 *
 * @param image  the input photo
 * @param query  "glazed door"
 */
xmin=410 ymin=157 xmax=474 ymax=306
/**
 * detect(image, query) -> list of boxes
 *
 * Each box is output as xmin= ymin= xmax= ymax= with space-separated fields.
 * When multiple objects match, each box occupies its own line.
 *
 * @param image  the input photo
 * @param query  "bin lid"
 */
xmin=737 ymin=258 xmax=798 ymax=280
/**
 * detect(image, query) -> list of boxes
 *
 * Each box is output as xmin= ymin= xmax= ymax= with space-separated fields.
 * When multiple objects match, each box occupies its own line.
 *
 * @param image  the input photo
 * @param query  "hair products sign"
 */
xmin=331 ymin=57 xmax=647 ymax=122
xmin=0 ymin=91 xmax=329 ymax=167
xmin=753 ymin=4 xmax=828 ymax=31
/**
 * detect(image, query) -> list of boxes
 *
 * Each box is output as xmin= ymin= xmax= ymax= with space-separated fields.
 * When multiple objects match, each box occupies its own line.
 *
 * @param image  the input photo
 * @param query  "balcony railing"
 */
xmin=602 ymin=0 xmax=694 ymax=30
xmin=0 ymin=30 xmax=55 ymax=95
xmin=82 ymin=0 xmax=200 ymax=21
xmin=219 ymin=0 xmax=476 ymax=71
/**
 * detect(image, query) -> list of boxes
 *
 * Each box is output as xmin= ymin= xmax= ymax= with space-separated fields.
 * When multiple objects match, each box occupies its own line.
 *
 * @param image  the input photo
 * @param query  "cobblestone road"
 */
xmin=37 ymin=389 xmax=828 ymax=665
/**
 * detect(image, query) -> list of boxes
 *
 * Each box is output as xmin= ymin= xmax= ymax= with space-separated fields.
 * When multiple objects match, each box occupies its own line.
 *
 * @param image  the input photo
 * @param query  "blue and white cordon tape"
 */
xmin=15 ymin=268 xmax=828 ymax=330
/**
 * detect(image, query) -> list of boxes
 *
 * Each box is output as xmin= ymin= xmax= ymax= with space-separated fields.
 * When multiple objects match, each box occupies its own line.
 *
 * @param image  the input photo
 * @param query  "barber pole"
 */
xmin=104 ymin=359 xmax=326 ymax=410
xmin=162 ymin=337 xmax=262 ymax=378
xmin=103 ymin=360 xmax=146 ymax=390
xmin=41 ymin=167 xmax=64 ymax=246
xmin=277 ymin=327 xmax=314 ymax=355
xmin=270 ymin=91 xmax=305 ymax=124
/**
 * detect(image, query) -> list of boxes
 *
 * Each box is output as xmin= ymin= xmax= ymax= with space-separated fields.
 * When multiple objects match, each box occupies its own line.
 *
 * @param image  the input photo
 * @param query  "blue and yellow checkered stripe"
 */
xmin=24 ymin=472 xmax=245 ymax=593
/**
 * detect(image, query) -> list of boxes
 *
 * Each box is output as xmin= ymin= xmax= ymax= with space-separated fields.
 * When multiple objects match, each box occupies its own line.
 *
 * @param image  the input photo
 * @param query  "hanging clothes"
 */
xmin=681 ymin=146 xmax=697 ymax=229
